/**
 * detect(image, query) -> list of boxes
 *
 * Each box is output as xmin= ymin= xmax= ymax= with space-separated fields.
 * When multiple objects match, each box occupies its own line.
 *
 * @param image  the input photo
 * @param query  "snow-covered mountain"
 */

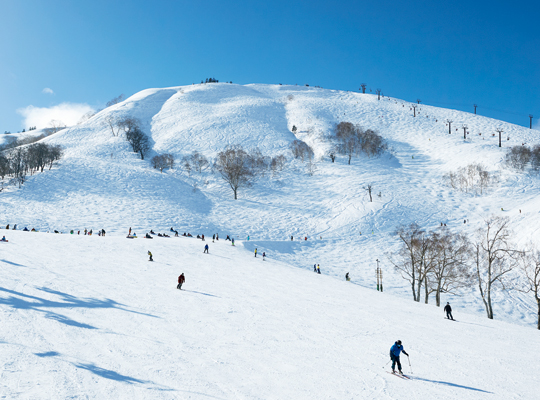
xmin=1 ymin=82 xmax=539 ymax=329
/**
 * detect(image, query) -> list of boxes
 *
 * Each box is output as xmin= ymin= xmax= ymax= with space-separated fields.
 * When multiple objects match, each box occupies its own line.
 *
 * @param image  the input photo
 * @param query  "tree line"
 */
xmin=390 ymin=217 xmax=540 ymax=329
xmin=0 ymin=142 xmax=63 ymax=189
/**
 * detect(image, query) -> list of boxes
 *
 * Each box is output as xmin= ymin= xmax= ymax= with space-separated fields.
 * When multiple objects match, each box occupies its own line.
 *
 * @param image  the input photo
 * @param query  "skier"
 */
xmin=5 ymin=224 xmax=8 ymax=229
xmin=148 ymin=251 xmax=153 ymax=261
xmin=202 ymin=234 xmax=205 ymax=241
xmin=216 ymin=233 xmax=219 ymax=241
xmin=313 ymin=264 xmax=317 ymax=272
xmin=317 ymin=264 xmax=321 ymax=274
xmin=232 ymin=238 xmax=235 ymax=246
xmin=262 ymin=252 xmax=266 ymax=261
xmin=128 ymin=227 xmax=131 ymax=236
xmin=213 ymin=234 xmax=215 ymax=243
xmin=444 ymin=302 xmax=454 ymax=320
xmin=291 ymin=235 xmax=293 ymax=241
xmin=177 ymin=273 xmax=185 ymax=290
xmin=204 ymin=244 xmax=209 ymax=253
xmin=254 ymin=248 xmax=257 ymax=257
xmin=346 ymin=272 xmax=350 ymax=281
xmin=389 ymin=340 xmax=409 ymax=374
xmin=247 ymin=235 xmax=250 ymax=241
xmin=1 ymin=236 xmax=7 ymax=242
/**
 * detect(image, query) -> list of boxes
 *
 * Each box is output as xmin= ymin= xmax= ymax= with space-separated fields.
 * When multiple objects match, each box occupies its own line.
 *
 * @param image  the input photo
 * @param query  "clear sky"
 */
xmin=1 ymin=0 xmax=538 ymax=131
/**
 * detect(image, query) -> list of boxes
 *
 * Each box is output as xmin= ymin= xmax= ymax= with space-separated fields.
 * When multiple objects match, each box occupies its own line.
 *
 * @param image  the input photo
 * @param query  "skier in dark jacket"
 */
xmin=444 ymin=302 xmax=454 ymax=320
xmin=148 ymin=251 xmax=153 ymax=261
xmin=204 ymin=244 xmax=209 ymax=253
xmin=390 ymin=340 xmax=409 ymax=374
xmin=177 ymin=273 xmax=185 ymax=290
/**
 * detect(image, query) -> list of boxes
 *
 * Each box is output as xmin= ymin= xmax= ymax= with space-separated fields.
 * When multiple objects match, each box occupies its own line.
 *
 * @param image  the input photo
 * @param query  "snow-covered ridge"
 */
xmin=1 ymin=83 xmax=539 ymax=328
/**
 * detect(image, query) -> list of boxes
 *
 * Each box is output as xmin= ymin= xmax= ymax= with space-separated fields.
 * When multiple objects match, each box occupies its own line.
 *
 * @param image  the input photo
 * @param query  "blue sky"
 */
xmin=1 ymin=0 xmax=538 ymax=131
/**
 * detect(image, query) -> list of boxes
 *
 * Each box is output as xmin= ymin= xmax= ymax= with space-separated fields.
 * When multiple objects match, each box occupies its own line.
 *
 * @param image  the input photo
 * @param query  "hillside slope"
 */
xmin=0 ymin=231 xmax=538 ymax=399
xmin=1 ymin=83 xmax=539 ymax=327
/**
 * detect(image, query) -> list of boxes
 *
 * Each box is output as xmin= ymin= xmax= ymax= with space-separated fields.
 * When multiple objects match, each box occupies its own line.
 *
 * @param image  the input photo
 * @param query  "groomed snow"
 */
xmin=1 ymin=230 xmax=538 ymax=399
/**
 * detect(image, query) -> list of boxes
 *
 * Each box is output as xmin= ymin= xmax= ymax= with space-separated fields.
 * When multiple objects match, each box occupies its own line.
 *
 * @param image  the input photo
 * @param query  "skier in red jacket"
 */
xmin=177 ymin=273 xmax=185 ymax=290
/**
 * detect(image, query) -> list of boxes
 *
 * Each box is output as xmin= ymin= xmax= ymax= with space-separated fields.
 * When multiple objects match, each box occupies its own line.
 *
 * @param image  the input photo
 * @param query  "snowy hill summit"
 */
xmin=2 ymin=82 xmax=540 ymax=330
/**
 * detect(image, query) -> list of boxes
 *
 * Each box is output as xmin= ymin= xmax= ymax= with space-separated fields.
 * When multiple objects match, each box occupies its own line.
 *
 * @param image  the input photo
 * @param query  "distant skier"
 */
xmin=202 ymin=234 xmax=205 ymax=241
xmin=102 ymin=229 xmax=106 ymax=236
xmin=345 ymin=272 xmax=350 ymax=281
xmin=247 ymin=235 xmax=250 ymax=241
xmin=444 ymin=302 xmax=454 ymax=320
xmin=232 ymin=238 xmax=235 ymax=246
xmin=390 ymin=340 xmax=409 ymax=374
xmin=1 ymin=236 xmax=7 ymax=242
xmin=291 ymin=235 xmax=293 ymax=241
xmin=5 ymin=224 xmax=9 ymax=229
xmin=262 ymin=252 xmax=266 ymax=261
xmin=254 ymin=248 xmax=257 ymax=257
xmin=204 ymin=244 xmax=209 ymax=253
xmin=216 ymin=233 xmax=219 ymax=241
xmin=128 ymin=227 xmax=131 ymax=236
xmin=313 ymin=264 xmax=317 ymax=272
xmin=213 ymin=234 xmax=215 ymax=243
xmin=317 ymin=264 xmax=321 ymax=274
xmin=148 ymin=251 xmax=153 ymax=261
xmin=177 ymin=273 xmax=185 ymax=290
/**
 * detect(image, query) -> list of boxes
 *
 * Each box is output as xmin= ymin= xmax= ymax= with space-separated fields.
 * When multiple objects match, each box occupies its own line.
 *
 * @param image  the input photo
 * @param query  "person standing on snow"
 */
xmin=232 ymin=238 xmax=235 ymax=246
xmin=204 ymin=244 xmax=209 ymax=254
xmin=262 ymin=252 xmax=266 ymax=261
xmin=345 ymin=272 xmax=350 ymax=281
xmin=177 ymin=273 xmax=185 ymax=290
xmin=313 ymin=264 xmax=317 ymax=272
xmin=317 ymin=264 xmax=321 ymax=274
xmin=212 ymin=234 xmax=215 ymax=243
xmin=444 ymin=302 xmax=454 ymax=320
xmin=389 ymin=340 xmax=409 ymax=374
xmin=148 ymin=251 xmax=153 ymax=261
xmin=254 ymin=248 xmax=257 ymax=257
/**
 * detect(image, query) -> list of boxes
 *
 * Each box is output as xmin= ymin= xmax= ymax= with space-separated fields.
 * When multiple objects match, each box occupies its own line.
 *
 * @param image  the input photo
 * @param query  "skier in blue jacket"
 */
xmin=389 ymin=340 xmax=409 ymax=374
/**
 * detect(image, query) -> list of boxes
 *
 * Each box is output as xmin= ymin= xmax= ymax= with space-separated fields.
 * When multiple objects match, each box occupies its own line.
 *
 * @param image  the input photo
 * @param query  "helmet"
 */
xmin=396 ymin=340 xmax=402 ymax=345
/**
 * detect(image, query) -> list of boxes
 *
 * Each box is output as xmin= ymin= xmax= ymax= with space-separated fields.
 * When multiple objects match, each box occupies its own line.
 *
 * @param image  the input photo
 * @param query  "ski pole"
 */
xmin=383 ymin=359 xmax=391 ymax=369
xmin=407 ymin=355 xmax=413 ymax=374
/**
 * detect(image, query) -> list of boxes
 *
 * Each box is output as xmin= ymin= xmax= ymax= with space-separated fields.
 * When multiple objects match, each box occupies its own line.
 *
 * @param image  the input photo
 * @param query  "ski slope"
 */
xmin=1 ymin=82 xmax=539 ymax=330
xmin=0 ymin=230 xmax=538 ymax=399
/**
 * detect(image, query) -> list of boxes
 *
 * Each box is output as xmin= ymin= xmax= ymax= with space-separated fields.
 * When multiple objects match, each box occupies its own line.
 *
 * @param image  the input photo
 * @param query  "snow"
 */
xmin=1 ymin=230 xmax=538 ymax=399
xmin=0 ymin=83 xmax=539 ymax=397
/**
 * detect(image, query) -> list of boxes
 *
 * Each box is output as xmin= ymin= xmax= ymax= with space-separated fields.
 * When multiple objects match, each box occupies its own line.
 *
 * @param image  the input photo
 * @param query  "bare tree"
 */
xmin=117 ymin=116 xmax=141 ymax=137
xmin=390 ymin=224 xmax=431 ymax=302
xmin=49 ymin=120 xmax=66 ymax=133
xmin=190 ymin=151 xmax=209 ymax=173
xmin=505 ymin=146 xmax=531 ymax=170
xmin=517 ymin=247 xmax=540 ymax=329
xmin=151 ymin=153 xmax=175 ymax=173
xmin=104 ymin=115 xmax=122 ymax=137
xmin=289 ymin=140 xmax=313 ymax=162
xmin=428 ymin=228 xmax=471 ymax=306
xmin=214 ymin=145 xmax=255 ymax=200
xmin=473 ymin=216 xmax=518 ymax=319
xmin=182 ymin=156 xmax=192 ymax=177
xmin=364 ymin=184 xmax=373 ymax=202
xmin=126 ymin=127 xmax=150 ymax=160
xmin=270 ymin=154 xmax=287 ymax=176
xmin=106 ymin=94 xmax=125 ymax=107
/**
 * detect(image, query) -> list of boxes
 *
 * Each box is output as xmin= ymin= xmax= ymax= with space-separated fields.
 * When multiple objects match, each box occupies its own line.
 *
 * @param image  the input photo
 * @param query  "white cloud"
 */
xmin=17 ymin=103 xmax=95 ymax=129
xmin=42 ymin=87 xmax=54 ymax=95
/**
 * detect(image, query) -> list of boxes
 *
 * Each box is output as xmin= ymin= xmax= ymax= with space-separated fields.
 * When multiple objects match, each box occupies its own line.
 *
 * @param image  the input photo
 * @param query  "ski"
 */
xmin=386 ymin=371 xmax=410 ymax=379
